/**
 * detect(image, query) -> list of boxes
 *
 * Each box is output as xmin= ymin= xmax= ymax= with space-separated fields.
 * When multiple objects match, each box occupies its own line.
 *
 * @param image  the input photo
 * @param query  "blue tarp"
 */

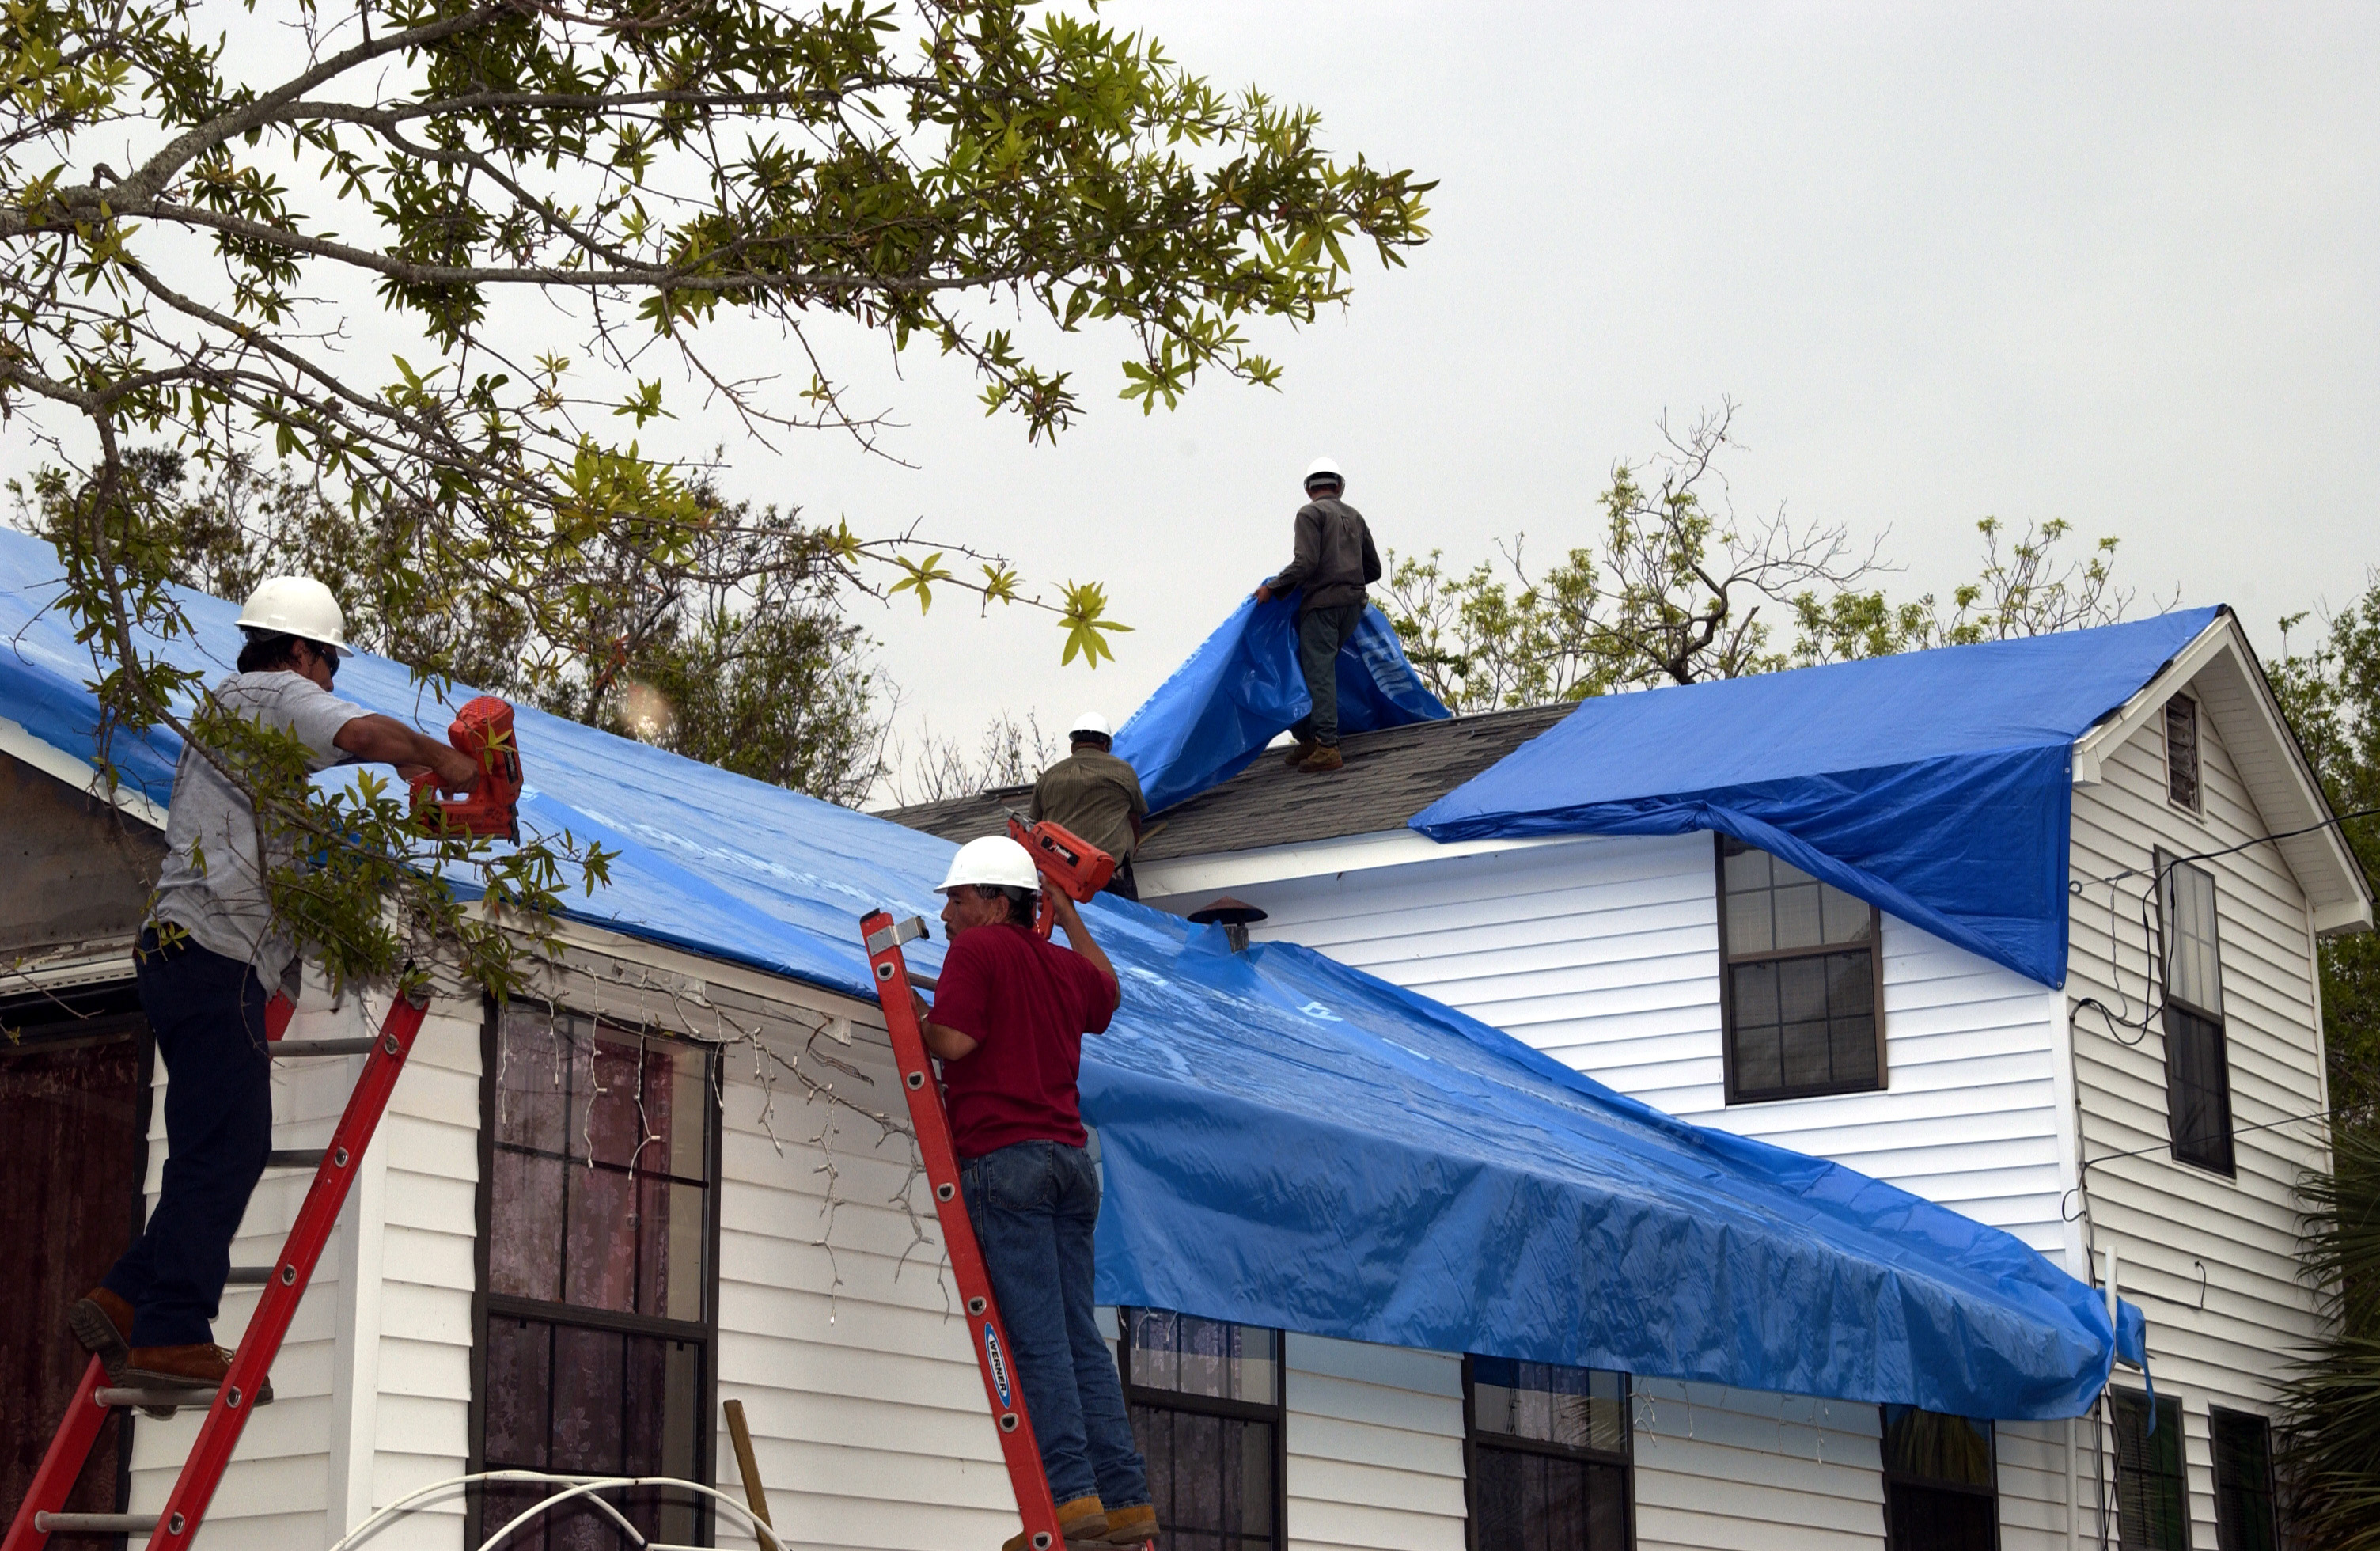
xmin=1113 ymin=596 xmax=1447 ymax=814
xmin=1412 ymin=610 xmax=2227 ymax=987
xmin=0 ymin=529 xmax=2143 ymax=1417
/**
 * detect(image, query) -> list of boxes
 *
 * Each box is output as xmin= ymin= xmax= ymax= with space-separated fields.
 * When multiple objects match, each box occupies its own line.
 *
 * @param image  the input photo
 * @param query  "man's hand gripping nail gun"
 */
xmin=1004 ymin=811 xmax=1114 ymax=939
xmin=409 ymin=695 xmax=523 ymax=842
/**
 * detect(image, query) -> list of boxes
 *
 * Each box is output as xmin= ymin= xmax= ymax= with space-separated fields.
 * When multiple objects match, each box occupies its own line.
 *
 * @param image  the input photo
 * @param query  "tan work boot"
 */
xmin=68 ymin=1287 xmax=136 ymax=1382
xmin=124 ymin=1343 xmax=275 ymax=1409
xmin=1298 ymin=743 xmax=1344 ymax=773
xmin=1000 ymin=1494 xmax=1106 ymax=1551
xmin=1283 ymin=738 xmax=1319 ymax=768
xmin=1095 ymin=1504 xmax=1159 ymax=1545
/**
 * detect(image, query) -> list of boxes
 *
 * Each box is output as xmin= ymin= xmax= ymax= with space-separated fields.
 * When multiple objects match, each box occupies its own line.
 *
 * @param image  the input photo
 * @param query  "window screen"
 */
xmin=1467 ymin=1358 xmax=1631 ymax=1551
xmin=2211 ymin=1409 xmax=2277 ymax=1551
xmin=2112 ymin=1390 xmax=2187 ymax=1551
xmin=2158 ymin=855 xmax=2235 ymax=1174
xmin=1121 ymin=1309 xmax=1282 ymax=1551
xmin=1881 ymin=1407 xmax=1995 ymax=1551
xmin=1717 ymin=836 xmax=1883 ymax=1103
xmin=2166 ymin=696 xmax=2200 ymax=811
xmin=476 ymin=1007 xmax=717 ymax=1549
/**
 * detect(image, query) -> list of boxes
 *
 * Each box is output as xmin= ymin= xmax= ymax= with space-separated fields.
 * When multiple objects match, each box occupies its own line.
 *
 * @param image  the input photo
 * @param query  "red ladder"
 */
xmin=860 ymin=910 xmax=1151 ymax=1551
xmin=5 ymin=988 xmax=429 ymax=1551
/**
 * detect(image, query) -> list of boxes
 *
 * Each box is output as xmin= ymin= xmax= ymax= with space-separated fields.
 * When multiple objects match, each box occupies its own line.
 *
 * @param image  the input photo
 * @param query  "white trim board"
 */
xmin=0 ymin=715 xmax=167 ymax=829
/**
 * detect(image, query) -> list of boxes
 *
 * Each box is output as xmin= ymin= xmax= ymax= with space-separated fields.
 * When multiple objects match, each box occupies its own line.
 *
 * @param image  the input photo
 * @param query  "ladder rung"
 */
xmin=225 ymin=1264 xmax=276 ymax=1284
xmin=36 ymin=1512 xmax=160 ymax=1533
xmin=265 ymin=1148 xmax=326 ymax=1169
xmin=274 ymin=1036 xmax=377 ymax=1057
xmin=93 ymin=1382 xmax=277 ymax=1411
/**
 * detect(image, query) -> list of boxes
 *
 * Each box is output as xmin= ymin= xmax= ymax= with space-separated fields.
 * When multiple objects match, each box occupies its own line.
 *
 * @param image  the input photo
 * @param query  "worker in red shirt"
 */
xmin=913 ymin=836 xmax=1157 ymax=1549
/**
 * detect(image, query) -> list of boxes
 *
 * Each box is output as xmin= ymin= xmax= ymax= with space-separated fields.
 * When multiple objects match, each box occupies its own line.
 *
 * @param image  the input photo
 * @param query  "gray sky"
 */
xmin=775 ymin=1 xmax=2377 ymax=788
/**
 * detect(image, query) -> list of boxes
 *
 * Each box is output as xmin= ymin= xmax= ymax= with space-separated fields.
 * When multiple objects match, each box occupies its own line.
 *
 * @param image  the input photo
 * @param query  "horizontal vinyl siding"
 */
xmin=1284 ymin=1336 xmax=1465 ymax=1551
xmin=2067 ymin=693 xmax=2325 ymax=1551
xmin=1629 ymin=1381 xmax=1883 ymax=1551
xmin=1194 ymin=832 xmax=2070 ymax=1256
xmin=1995 ymin=1416 xmax=2085 ymax=1551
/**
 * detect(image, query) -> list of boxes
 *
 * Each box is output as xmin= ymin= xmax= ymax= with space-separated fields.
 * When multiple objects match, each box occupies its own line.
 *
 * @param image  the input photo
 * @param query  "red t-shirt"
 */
xmin=930 ymin=923 xmax=1118 ymax=1158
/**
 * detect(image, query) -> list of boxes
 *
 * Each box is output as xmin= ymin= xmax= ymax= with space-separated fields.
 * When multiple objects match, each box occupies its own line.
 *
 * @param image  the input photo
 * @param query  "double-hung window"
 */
xmin=1716 ymin=836 xmax=1885 ymax=1103
xmin=2158 ymin=852 xmax=2236 ymax=1175
xmin=2210 ymin=1409 xmax=2278 ymax=1551
xmin=1119 ymin=1307 xmax=1284 ymax=1551
xmin=2111 ymin=1390 xmax=2187 ymax=1551
xmin=1881 ymin=1407 xmax=1996 ymax=1551
xmin=473 ymin=1005 xmax=718 ymax=1549
xmin=1466 ymin=1357 xmax=1632 ymax=1550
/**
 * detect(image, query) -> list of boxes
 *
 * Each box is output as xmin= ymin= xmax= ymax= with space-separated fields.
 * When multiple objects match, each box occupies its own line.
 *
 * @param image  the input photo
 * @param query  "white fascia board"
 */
xmin=1135 ymin=827 xmax=1571 ymax=902
xmin=2070 ymin=616 xmax=2235 ymax=777
xmin=530 ymin=913 xmax=882 ymax=1041
xmin=0 ymin=715 xmax=167 ymax=829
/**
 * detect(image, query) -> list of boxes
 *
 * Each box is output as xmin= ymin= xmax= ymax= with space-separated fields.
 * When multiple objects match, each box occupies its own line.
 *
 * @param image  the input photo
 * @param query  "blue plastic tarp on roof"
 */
xmin=0 ymin=529 xmax=2143 ymax=1417
xmin=1411 ymin=611 xmax=2227 ymax=987
xmin=1113 ymin=596 xmax=1447 ymax=814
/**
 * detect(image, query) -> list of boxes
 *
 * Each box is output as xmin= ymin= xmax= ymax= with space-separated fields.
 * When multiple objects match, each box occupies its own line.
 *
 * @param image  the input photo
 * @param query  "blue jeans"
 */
xmin=104 ymin=930 xmax=275 ymax=1346
xmin=1290 ymin=601 xmax=1364 ymax=747
xmin=960 ymin=1140 xmax=1150 ymax=1511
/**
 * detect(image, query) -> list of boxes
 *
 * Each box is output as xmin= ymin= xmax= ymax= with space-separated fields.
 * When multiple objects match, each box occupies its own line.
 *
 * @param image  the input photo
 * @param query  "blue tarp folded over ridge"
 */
xmin=1411 ymin=609 xmax=2227 ymax=987
xmin=1113 ymin=594 xmax=1447 ymax=814
xmin=0 ymin=529 xmax=2143 ymax=1417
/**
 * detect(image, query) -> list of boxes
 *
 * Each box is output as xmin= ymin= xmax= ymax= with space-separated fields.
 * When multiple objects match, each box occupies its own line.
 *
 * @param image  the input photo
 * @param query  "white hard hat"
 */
xmin=1069 ymin=710 xmax=1113 ymax=741
xmin=936 ymin=836 xmax=1040 ymax=894
xmin=1303 ymin=455 xmax=1343 ymax=489
xmin=236 ymin=575 xmax=351 ymax=656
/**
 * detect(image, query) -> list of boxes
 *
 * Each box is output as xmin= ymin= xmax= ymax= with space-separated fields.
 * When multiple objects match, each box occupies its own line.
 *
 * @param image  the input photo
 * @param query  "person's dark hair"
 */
xmin=972 ymin=882 xmax=1040 ymax=927
xmin=1071 ymin=732 xmax=1112 ymax=751
xmin=237 ymin=629 xmax=306 ymax=673
xmin=1306 ymin=478 xmax=1343 ymax=499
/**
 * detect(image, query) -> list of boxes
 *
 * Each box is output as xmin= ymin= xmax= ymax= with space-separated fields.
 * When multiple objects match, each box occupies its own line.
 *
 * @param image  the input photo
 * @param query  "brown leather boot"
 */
xmin=68 ymin=1287 xmax=136 ymax=1382
xmin=1000 ymin=1495 xmax=1106 ymax=1550
xmin=124 ymin=1343 xmax=275 ymax=1409
xmin=1298 ymin=743 xmax=1344 ymax=772
xmin=1095 ymin=1504 xmax=1159 ymax=1545
xmin=1283 ymin=738 xmax=1318 ymax=768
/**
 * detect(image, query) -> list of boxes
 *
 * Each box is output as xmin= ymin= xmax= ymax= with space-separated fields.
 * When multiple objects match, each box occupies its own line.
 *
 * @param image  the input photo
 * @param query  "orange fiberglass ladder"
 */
xmin=860 ymin=907 xmax=1154 ymax=1551
xmin=4 ymin=988 xmax=430 ymax=1551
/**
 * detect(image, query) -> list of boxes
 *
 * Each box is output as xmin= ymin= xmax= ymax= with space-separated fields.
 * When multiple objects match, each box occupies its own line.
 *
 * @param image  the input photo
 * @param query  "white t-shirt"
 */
xmin=150 ymin=670 xmax=367 ymax=988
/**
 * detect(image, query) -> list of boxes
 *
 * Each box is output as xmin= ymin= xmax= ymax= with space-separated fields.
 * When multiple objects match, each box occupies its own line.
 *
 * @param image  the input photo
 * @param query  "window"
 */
xmin=474 ymin=1006 xmax=718 ymax=1549
xmin=2211 ymin=1409 xmax=2277 ymax=1551
xmin=2165 ymin=696 xmax=2201 ymax=812
xmin=1120 ymin=1308 xmax=1283 ymax=1551
xmin=1716 ymin=836 xmax=1885 ymax=1103
xmin=1881 ymin=1407 xmax=1995 ymax=1551
xmin=2111 ymin=1390 xmax=2186 ymax=1551
xmin=2158 ymin=853 xmax=2236 ymax=1175
xmin=1466 ymin=1358 xmax=1631 ymax=1551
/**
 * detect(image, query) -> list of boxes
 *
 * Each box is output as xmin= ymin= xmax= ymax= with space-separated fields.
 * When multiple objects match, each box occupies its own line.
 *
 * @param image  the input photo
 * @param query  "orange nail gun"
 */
xmin=408 ymin=695 xmax=523 ymax=842
xmin=1005 ymin=811 xmax=1115 ymax=939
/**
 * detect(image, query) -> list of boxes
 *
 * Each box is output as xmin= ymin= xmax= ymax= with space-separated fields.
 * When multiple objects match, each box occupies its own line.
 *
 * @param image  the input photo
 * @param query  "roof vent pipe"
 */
xmin=1186 ymin=896 xmax=1268 ymax=954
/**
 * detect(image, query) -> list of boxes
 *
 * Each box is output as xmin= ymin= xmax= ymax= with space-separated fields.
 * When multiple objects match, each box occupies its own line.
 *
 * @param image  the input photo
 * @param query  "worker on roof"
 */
xmin=913 ymin=836 xmax=1157 ymax=1551
xmin=1254 ymin=454 xmax=1381 ymax=774
xmin=1029 ymin=711 xmax=1148 ymax=900
xmin=69 ymin=577 xmax=481 ymax=1406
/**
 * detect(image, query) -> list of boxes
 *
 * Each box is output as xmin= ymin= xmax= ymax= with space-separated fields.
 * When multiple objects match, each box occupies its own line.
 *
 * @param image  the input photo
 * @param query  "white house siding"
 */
xmin=1629 ymin=1381 xmax=1884 ymax=1551
xmin=2066 ymin=686 xmax=2327 ymax=1550
xmin=1144 ymin=832 xmax=2072 ymax=1262
xmin=1283 ymin=1336 xmax=1466 ymax=1551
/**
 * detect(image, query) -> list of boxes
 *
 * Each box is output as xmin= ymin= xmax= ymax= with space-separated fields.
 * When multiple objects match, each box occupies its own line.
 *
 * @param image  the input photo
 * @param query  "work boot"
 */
xmin=999 ymin=1495 xmax=1106 ymax=1551
xmin=124 ymin=1344 xmax=275 ymax=1411
xmin=1095 ymin=1504 xmax=1160 ymax=1545
xmin=1283 ymin=738 xmax=1319 ymax=768
xmin=1298 ymin=743 xmax=1344 ymax=773
xmin=67 ymin=1287 xmax=135 ymax=1382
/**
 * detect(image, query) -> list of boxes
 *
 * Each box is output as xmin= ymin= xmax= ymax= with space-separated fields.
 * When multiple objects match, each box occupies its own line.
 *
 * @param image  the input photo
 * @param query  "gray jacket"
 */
xmin=1266 ymin=497 xmax=1381 ymax=614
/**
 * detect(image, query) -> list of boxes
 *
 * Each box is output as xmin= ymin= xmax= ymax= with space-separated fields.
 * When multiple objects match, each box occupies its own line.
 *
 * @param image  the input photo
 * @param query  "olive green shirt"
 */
xmin=1030 ymin=749 xmax=1148 ymax=863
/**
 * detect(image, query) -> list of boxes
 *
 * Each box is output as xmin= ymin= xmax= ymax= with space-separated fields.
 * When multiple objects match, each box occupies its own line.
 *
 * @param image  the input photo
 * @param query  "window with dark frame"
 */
xmin=2165 ymin=696 xmax=2201 ymax=812
xmin=1880 ymin=1406 xmax=1996 ymax=1551
xmin=1465 ymin=1357 xmax=1632 ymax=1551
xmin=2158 ymin=851 xmax=2237 ymax=1175
xmin=1118 ymin=1307 xmax=1284 ymax=1551
xmin=1716 ymin=836 xmax=1885 ymax=1104
xmin=2111 ymin=1390 xmax=2188 ymax=1551
xmin=2211 ymin=1409 xmax=2278 ymax=1551
xmin=474 ymin=1005 xmax=718 ymax=1551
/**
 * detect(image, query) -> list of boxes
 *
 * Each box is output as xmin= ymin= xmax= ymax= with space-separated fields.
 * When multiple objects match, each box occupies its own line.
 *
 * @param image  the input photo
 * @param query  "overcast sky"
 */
xmin=766 ymin=0 xmax=2376 ymax=793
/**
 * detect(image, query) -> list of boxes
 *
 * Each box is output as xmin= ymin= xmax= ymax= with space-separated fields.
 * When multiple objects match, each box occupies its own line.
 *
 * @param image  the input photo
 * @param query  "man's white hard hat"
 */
xmin=236 ymin=575 xmax=352 ymax=656
xmin=936 ymin=836 xmax=1041 ymax=894
xmin=1069 ymin=710 xmax=1113 ymax=741
xmin=1303 ymin=455 xmax=1344 ymax=489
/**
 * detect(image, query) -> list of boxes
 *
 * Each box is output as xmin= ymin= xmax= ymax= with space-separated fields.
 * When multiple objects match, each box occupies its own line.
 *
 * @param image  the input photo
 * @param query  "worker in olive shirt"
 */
xmin=69 ymin=576 xmax=480 ymax=1403
xmin=911 ymin=836 xmax=1157 ymax=1550
xmin=1253 ymin=453 xmax=1381 ymax=773
xmin=1029 ymin=710 xmax=1147 ymax=900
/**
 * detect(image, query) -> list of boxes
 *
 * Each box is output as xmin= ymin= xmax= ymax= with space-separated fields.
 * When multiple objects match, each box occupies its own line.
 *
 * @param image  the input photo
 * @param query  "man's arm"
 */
xmin=1049 ymin=889 xmax=1121 ymax=1019
xmin=1360 ymin=519 xmax=1382 ymax=586
xmin=1255 ymin=506 xmax=1321 ymax=601
xmin=333 ymin=714 xmax=480 ymax=792
xmin=910 ymin=990 xmax=980 ymax=1061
